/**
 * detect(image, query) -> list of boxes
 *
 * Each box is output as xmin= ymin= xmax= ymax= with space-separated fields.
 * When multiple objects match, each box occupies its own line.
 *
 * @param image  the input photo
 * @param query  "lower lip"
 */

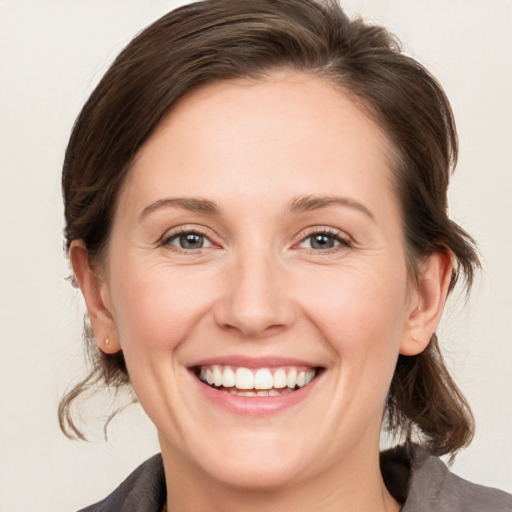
xmin=192 ymin=372 xmax=321 ymax=416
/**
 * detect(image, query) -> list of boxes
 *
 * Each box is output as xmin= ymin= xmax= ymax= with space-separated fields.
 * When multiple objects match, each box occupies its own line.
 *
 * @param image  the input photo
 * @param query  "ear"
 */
xmin=400 ymin=251 xmax=453 ymax=356
xmin=69 ymin=240 xmax=121 ymax=354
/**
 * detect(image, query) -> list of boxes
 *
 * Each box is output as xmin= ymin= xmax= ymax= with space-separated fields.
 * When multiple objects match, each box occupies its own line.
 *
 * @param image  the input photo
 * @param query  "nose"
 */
xmin=213 ymin=249 xmax=296 ymax=338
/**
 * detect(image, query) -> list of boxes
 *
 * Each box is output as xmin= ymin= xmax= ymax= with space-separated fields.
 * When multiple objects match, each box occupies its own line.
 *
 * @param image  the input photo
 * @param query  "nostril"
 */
xmin=211 ymin=268 xmax=297 ymax=337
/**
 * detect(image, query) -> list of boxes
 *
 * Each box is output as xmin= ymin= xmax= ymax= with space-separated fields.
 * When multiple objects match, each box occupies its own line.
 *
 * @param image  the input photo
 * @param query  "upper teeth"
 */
xmin=198 ymin=365 xmax=316 ymax=390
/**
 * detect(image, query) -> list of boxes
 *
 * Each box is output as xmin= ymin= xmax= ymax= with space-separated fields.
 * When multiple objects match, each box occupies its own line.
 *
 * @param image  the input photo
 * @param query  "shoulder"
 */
xmin=77 ymin=454 xmax=166 ymax=512
xmin=381 ymin=444 xmax=512 ymax=512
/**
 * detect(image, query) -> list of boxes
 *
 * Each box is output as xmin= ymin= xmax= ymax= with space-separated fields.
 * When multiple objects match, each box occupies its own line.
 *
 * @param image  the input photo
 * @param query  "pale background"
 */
xmin=0 ymin=1 xmax=511 ymax=511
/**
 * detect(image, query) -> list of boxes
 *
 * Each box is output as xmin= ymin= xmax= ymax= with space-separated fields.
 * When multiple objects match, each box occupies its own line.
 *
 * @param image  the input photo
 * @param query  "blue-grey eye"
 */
xmin=167 ymin=232 xmax=211 ymax=249
xmin=299 ymin=232 xmax=347 ymax=250
xmin=310 ymin=234 xmax=337 ymax=249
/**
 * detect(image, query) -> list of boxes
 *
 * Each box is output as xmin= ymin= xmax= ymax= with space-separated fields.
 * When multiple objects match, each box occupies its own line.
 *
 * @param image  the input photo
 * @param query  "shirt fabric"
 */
xmin=78 ymin=444 xmax=512 ymax=511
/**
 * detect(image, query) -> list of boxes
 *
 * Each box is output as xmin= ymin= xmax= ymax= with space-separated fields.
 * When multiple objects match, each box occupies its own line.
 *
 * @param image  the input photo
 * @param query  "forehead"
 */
xmin=121 ymin=72 xmax=397 ymax=218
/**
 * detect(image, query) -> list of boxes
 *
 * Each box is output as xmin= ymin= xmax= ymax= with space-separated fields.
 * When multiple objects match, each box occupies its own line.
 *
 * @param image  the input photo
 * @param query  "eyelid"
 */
xmin=293 ymin=226 xmax=353 ymax=251
xmin=159 ymin=225 xmax=220 ymax=251
xmin=157 ymin=224 xmax=353 ymax=254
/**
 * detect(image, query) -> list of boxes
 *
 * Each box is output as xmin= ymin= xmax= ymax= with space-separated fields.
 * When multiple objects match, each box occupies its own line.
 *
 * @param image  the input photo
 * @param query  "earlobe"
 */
xmin=400 ymin=251 xmax=453 ymax=356
xmin=69 ymin=241 xmax=121 ymax=354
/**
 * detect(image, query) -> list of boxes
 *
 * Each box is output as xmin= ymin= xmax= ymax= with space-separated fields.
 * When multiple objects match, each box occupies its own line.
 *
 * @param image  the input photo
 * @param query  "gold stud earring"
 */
xmin=105 ymin=338 xmax=111 ymax=346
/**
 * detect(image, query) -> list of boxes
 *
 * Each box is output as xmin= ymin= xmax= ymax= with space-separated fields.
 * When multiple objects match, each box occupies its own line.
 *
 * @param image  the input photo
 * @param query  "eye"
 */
xmin=163 ymin=230 xmax=212 ymax=250
xmin=298 ymin=231 xmax=351 ymax=251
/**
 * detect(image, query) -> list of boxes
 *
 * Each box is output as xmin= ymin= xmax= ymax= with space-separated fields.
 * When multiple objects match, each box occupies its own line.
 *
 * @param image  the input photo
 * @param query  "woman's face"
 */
xmin=88 ymin=73 xmax=437 ymax=489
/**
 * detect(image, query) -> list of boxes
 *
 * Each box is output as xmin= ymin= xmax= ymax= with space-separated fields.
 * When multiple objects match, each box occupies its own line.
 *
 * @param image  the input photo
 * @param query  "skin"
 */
xmin=71 ymin=72 xmax=452 ymax=512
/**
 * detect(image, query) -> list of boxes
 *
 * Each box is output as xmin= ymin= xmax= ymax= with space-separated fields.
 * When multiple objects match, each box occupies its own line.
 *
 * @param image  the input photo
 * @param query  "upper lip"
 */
xmin=188 ymin=355 xmax=322 ymax=369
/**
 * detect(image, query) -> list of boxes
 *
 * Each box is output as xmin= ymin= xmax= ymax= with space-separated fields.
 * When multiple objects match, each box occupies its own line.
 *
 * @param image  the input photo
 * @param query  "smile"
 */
xmin=195 ymin=365 xmax=318 ymax=397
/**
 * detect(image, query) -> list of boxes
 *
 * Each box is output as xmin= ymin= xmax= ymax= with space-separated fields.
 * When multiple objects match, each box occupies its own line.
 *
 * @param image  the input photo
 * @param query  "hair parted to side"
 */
xmin=61 ymin=0 xmax=479 ymax=454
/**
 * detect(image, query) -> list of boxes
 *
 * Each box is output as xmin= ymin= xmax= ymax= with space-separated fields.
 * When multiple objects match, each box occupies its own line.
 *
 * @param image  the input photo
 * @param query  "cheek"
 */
xmin=109 ymin=264 xmax=216 ymax=354
xmin=300 ymin=263 xmax=409 ymax=363
xmin=285 ymin=263 xmax=411 ymax=440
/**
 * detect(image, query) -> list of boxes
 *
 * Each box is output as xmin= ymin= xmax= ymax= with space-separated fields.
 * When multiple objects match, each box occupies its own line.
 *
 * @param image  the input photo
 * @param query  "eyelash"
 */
xmin=296 ymin=228 xmax=352 ymax=254
xmin=160 ymin=227 xmax=213 ymax=252
xmin=160 ymin=227 xmax=352 ymax=254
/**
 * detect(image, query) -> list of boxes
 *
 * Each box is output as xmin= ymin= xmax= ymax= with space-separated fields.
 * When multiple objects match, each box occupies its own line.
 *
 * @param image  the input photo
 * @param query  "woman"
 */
xmin=60 ymin=0 xmax=512 ymax=510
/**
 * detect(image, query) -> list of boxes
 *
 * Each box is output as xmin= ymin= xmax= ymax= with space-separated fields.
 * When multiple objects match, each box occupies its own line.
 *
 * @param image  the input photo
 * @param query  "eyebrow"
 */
xmin=138 ymin=194 xmax=374 ymax=221
xmin=138 ymin=197 xmax=220 ymax=221
xmin=289 ymin=195 xmax=375 ymax=220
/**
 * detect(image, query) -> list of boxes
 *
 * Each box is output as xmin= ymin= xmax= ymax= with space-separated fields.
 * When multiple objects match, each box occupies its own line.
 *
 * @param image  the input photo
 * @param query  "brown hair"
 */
xmin=60 ymin=0 xmax=479 ymax=454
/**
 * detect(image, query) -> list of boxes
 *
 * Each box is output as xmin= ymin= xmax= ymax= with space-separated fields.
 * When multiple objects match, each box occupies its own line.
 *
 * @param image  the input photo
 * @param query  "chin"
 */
xmin=180 ymin=427 xmax=316 ymax=491
xmin=201 ymin=452 xmax=309 ymax=491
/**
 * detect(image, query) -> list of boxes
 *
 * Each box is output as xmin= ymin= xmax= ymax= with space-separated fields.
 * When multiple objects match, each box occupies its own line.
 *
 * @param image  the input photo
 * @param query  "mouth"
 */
xmin=192 ymin=364 xmax=322 ymax=397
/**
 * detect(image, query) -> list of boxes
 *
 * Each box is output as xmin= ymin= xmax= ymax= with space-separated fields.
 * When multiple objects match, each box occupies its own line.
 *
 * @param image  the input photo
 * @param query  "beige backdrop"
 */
xmin=1 ymin=1 xmax=511 ymax=510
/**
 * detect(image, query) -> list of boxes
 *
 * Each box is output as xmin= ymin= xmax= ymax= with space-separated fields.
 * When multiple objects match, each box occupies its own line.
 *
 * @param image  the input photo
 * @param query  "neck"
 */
xmin=160 ymin=435 xmax=401 ymax=512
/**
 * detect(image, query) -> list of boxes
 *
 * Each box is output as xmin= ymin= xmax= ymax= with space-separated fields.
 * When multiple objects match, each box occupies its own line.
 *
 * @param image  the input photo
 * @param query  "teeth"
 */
xmin=229 ymin=388 xmax=294 ymax=397
xmin=254 ymin=368 xmax=273 ymax=390
xmin=222 ymin=367 xmax=236 ymax=388
xmin=287 ymin=368 xmax=297 ymax=388
xmin=198 ymin=365 xmax=318 ymax=393
xmin=213 ymin=365 xmax=223 ymax=387
xmin=237 ymin=391 xmax=258 ymax=397
xmin=273 ymin=368 xmax=287 ymax=388
xmin=235 ymin=367 xmax=254 ymax=390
